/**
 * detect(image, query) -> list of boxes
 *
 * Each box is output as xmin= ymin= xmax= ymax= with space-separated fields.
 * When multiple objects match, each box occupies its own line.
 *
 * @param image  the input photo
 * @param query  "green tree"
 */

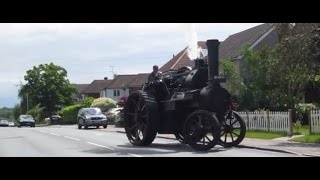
xmin=220 ymin=59 xmax=244 ymax=96
xmin=13 ymin=104 xmax=22 ymax=121
xmin=0 ymin=107 xmax=14 ymax=120
xmin=239 ymin=23 xmax=320 ymax=111
xmin=274 ymin=23 xmax=320 ymax=109
xmin=241 ymin=46 xmax=280 ymax=110
xmin=18 ymin=63 xmax=76 ymax=120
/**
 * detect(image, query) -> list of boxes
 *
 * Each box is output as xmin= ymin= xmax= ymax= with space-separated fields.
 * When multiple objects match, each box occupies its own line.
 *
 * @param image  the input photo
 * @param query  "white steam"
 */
xmin=185 ymin=23 xmax=202 ymax=60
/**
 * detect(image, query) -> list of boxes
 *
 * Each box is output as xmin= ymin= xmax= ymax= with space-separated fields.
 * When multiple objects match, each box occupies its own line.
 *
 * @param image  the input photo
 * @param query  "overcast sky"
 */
xmin=0 ymin=23 xmax=262 ymax=108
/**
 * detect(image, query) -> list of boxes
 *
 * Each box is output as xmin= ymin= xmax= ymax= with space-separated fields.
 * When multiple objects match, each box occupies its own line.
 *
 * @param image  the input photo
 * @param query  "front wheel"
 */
xmin=174 ymin=133 xmax=187 ymax=144
xmin=103 ymin=125 xmax=107 ymax=129
xmin=218 ymin=111 xmax=246 ymax=148
xmin=183 ymin=110 xmax=221 ymax=151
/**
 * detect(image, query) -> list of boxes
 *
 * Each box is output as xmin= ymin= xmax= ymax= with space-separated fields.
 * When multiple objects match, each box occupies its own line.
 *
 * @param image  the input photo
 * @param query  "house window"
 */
xmin=113 ymin=90 xmax=121 ymax=97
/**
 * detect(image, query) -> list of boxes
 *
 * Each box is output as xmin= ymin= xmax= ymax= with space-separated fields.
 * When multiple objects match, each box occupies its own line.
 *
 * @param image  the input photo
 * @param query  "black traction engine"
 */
xmin=124 ymin=39 xmax=246 ymax=151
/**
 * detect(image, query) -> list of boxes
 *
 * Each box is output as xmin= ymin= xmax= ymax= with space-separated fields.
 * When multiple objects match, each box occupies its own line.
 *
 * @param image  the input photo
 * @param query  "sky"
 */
xmin=0 ymin=23 xmax=262 ymax=108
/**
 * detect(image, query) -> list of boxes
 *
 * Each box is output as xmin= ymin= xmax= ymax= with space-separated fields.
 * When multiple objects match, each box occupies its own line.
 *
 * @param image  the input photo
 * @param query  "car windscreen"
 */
xmin=20 ymin=115 xmax=33 ymax=119
xmin=84 ymin=109 xmax=102 ymax=115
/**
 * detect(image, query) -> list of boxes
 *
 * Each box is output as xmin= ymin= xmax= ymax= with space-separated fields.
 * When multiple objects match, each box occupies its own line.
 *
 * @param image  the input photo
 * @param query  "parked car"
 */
xmin=105 ymin=108 xmax=122 ymax=123
xmin=77 ymin=108 xmax=108 ymax=129
xmin=45 ymin=115 xmax=62 ymax=121
xmin=8 ymin=121 xmax=15 ymax=127
xmin=18 ymin=115 xmax=35 ymax=127
xmin=0 ymin=120 xmax=9 ymax=127
xmin=45 ymin=115 xmax=62 ymax=124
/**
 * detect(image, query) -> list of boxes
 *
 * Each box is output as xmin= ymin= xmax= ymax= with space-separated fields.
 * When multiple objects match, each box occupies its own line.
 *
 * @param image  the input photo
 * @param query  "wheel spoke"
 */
xmin=198 ymin=115 xmax=203 ymax=125
xmin=231 ymin=119 xmax=239 ymax=126
xmin=129 ymin=123 xmax=139 ymax=130
xmin=205 ymin=135 xmax=212 ymax=142
xmin=224 ymin=133 xmax=227 ymax=143
xmin=137 ymin=129 xmax=142 ymax=138
xmin=230 ymin=132 xmax=234 ymax=142
xmin=220 ymin=131 xmax=226 ymax=137
xmin=140 ymin=104 xmax=146 ymax=111
xmin=132 ymin=99 xmax=140 ymax=110
xmin=140 ymin=123 xmax=147 ymax=130
xmin=127 ymin=113 xmax=135 ymax=117
xmin=231 ymin=132 xmax=239 ymax=137
xmin=137 ymin=97 xmax=142 ymax=110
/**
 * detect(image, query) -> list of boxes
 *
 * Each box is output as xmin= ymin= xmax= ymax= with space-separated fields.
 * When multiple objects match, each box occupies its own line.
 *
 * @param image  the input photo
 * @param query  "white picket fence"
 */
xmin=310 ymin=110 xmax=320 ymax=134
xmin=238 ymin=110 xmax=292 ymax=135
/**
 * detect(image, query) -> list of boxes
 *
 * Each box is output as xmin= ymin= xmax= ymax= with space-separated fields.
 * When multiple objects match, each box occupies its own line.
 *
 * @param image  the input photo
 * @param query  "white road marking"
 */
xmin=128 ymin=153 xmax=143 ymax=157
xmin=64 ymin=136 xmax=80 ymax=141
xmin=87 ymin=142 xmax=115 ymax=150
xmin=49 ymin=133 xmax=61 ymax=136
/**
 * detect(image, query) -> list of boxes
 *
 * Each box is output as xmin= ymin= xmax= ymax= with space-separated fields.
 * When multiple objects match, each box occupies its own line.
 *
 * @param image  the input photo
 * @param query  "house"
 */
xmin=127 ymin=73 xmax=149 ymax=92
xmin=82 ymin=79 xmax=113 ymax=99
xmin=100 ymin=73 xmax=149 ymax=102
xmin=100 ymin=75 xmax=137 ymax=102
xmin=71 ymin=84 xmax=89 ymax=103
xmin=219 ymin=23 xmax=278 ymax=80
xmin=160 ymin=23 xmax=279 ymax=81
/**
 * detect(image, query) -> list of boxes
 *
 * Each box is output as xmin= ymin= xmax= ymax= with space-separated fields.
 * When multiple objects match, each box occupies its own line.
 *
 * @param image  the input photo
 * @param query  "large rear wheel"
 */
xmin=124 ymin=92 xmax=158 ymax=146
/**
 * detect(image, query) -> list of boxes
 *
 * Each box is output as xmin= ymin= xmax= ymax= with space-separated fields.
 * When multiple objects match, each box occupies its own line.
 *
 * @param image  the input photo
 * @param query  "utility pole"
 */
xmin=109 ymin=65 xmax=116 ymax=78
xmin=26 ymin=93 xmax=29 ymax=111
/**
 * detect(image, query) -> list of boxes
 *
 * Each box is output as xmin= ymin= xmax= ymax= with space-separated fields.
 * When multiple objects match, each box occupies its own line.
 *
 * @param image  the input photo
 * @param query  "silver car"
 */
xmin=18 ymin=115 xmax=35 ymax=127
xmin=77 ymin=108 xmax=108 ymax=129
xmin=0 ymin=120 xmax=9 ymax=127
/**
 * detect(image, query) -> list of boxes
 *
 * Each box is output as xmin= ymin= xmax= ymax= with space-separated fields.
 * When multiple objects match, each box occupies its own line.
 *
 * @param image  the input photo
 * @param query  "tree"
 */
xmin=0 ymin=107 xmax=14 ymax=120
xmin=239 ymin=23 xmax=320 ymax=111
xmin=220 ymin=59 xmax=244 ymax=96
xmin=12 ymin=104 xmax=22 ymax=121
xmin=241 ymin=46 xmax=280 ymax=110
xmin=274 ymin=23 xmax=320 ymax=108
xmin=19 ymin=63 xmax=76 ymax=121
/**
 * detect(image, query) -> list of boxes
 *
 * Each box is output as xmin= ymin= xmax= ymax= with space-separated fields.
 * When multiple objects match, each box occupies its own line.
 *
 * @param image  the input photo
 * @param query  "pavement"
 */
xmin=104 ymin=125 xmax=320 ymax=157
xmin=0 ymin=125 xmax=304 ymax=157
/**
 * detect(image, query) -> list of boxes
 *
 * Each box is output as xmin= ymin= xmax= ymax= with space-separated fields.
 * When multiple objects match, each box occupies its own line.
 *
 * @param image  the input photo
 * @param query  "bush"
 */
xmin=107 ymin=115 xmax=116 ymax=125
xmin=61 ymin=104 xmax=85 ymax=125
xmin=295 ymin=103 xmax=318 ymax=125
xmin=91 ymin=97 xmax=117 ymax=113
xmin=82 ymin=97 xmax=95 ymax=107
xmin=117 ymin=96 xmax=128 ymax=108
xmin=114 ymin=112 xmax=124 ymax=127
xmin=60 ymin=97 xmax=95 ymax=125
xmin=26 ymin=104 xmax=45 ymax=124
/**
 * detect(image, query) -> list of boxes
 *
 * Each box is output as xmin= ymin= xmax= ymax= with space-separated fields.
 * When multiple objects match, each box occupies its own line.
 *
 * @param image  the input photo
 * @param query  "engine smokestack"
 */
xmin=206 ymin=39 xmax=220 ymax=82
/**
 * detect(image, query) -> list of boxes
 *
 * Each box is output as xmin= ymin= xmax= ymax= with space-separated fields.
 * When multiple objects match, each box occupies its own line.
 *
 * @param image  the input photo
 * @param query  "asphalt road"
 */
xmin=0 ymin=125 xmax=302 ymax=157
